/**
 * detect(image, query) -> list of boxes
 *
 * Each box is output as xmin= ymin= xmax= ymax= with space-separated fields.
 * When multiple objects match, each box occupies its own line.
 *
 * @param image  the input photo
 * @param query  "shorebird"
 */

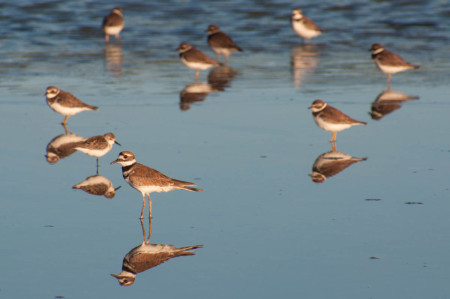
xmin=45 ymin=86 xmax=98 ymax=125
xmin=177 ymin=42 xmax=220 ymax=81
xmin=206 ymin=24 xmax=242 ymax=65
xmin=111 ymin=151 xmax=203 ymax=219
xmin=75 ymin=133 xmax=120 ymax=168
xmin=291 ymin=9 xmax=324 ymax=43
xmin=370 ymin=43 xmax=419 ymax=89
xmin=309 ymin=99 xmax=367 ymax=143
xmin=102 ymin=7 xmax=124 ymax=42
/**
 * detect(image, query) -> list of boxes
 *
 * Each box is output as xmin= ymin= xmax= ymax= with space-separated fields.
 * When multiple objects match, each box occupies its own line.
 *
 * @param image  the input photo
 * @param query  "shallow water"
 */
xmin=1 ymin=0 xmax=450 ymax=298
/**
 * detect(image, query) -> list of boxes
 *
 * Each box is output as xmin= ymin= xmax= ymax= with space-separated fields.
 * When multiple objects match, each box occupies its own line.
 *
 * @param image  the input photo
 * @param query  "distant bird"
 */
xmin=45 ymin=86 xmax=98 ymax=125
xmin=310 ymin=151 xmax=367 ymax=183
xmin=73 ymin=175 xmax=120 ymax=199
xmin=102 ymin=7 xmax=124 ymax=42
xmin=75 ymin=133 xmax=120 ymax=167
xmin=112 ymin=242 xmax=202 ymax=286
xmin=291 ymin=9 xmax=324 ymax=43
xmin=111 ymin=151 xmax=203 ymax=219
xmin=206 ymin=24 xmax=242 ymax=65
xmin=177 ymin=42 xmax=220 ymax=81
xmin=309 ymin=99 xmax=367 ymax=143
xmin=370 ymin=43 xmax=419 ymax=88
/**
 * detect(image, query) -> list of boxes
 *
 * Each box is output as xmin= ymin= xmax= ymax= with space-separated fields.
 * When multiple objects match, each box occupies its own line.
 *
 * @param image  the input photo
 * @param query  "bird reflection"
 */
xmin=112 ymin=217 xmax=202 ymax=286
xmin=310 ymin=147 xmax=367 ymax=183
xmin=73 ymin=174 xmax=120 ymax=199
xmin=179 ymin=82 xmax=216 ymax=111
xmin=104 ymin=42 xmax=123 ymax=77
xmin=207 ymin=66 xmax=238 ymax=91
xmin=291 ymin=44 xmax=319 ymax=88
xmin=370 ymin=89 xmax=419 ymax=120
xmin=45 ymin=125 xmax=87 ymax=164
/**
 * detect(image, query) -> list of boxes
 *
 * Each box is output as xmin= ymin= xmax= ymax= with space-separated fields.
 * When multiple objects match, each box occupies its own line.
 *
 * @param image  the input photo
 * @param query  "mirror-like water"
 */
xmin=1 ymin=1 xmax=449 ymax=298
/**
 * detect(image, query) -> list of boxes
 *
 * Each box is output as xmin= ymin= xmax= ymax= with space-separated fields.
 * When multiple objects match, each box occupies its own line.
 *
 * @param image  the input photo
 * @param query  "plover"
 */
xmin=370 ymin=43 xmax=419 ymax=88
xmin=75 ymin=133 xmax=120 ymax=167
xmin=291 ymin=9 xmax=324 ymax=43
xmin=177 ymin=42 xmax=220 ymax=81
xmin=309 ymin=99 xmax=367 ymax=143
xmin=102 ymin=7 xmax=124 ymax=42
xmin=111 ymin=151 xmax=203 ymax=219
xmin=206 ymin=24 xmax=242 ymax=65
xmin=45 ymin=86 xmax=98 ymax=125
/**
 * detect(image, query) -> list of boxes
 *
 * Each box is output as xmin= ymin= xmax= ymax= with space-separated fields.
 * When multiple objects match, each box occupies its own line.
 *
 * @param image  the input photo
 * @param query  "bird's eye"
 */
xmin=123 ymin=155 xmax=127 ymax=158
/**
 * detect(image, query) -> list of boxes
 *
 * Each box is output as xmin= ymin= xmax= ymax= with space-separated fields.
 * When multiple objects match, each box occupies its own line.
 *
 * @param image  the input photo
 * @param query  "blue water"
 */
xmin=1 ymin=0 xmax=450 ymax=298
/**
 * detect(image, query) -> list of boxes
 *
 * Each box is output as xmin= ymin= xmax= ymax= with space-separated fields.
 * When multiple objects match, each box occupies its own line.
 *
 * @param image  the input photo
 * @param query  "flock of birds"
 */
xmin=45 ymin=6 xmax=421 ymax=213
xmin=40 ymin=6 xmax=423 ymax=286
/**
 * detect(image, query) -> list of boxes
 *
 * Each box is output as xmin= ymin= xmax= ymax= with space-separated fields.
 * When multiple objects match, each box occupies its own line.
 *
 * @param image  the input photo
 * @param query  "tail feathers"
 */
xmin=178 ymin=245 xmax=203 ymax=256
xmin=89 ymin=105 xmax=99 ymax=111
xmin=182 ymin=186 xmax=204 ymax=192
xmin=413 ymin=64 xmax=420 ymax=69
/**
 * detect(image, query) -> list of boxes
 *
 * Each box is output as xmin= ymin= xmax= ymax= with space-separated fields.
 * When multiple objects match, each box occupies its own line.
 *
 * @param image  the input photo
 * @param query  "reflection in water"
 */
xmin=112 ymin=217 xmax=202 ymax=286
xmin=179 ymin=82 xmax=216 ymax=111
xmin=207 ymin=66 xmax=238 ymax=91
xmin=104 ymin=42 xmax=123 ymax=77
xmin=310 ymin=150 xmax=367 ymax=183
xmin=370 ymin=89 xmax=419 ymax=120
xmin=45 ymin=127 xmax=87 ymax=164
xmin=291 ymin=44 xmax=319 ymax=88
xmin=72 ymin=175 xmax=120 ymax=199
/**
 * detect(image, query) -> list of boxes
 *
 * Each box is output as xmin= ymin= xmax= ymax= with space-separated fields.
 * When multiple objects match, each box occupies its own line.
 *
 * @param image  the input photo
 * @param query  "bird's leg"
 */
xmin=147 ymin=195 xmax=152 ymax=242
xmin=96 ymin=158 xmax=99 ymax=175
xmin=62 ymin=122 xmax=70 ymax=135
xmin=62 ymin=115 xmax=69 ymax=126
xmin=105 ymin=35 xmax=109 ymax=42
xmin=115 ymin=34 xmax=121 ymax=40
xmin=331 ymin=141 xmax=337 ymax=152
xmin=195 ymin=70 xmax=199 ymax=82
xmin=387 ymin=74 xmax=391 ymax=90
xmin=330 ymin=132 xmax=337 ymax=143
xmin=140 ymin=194 xmax=146 ymax=219
xmin=140 ymin=217 xmax=146 ymax=244
xmin=224 ymin=54 xmax=229 ymax=66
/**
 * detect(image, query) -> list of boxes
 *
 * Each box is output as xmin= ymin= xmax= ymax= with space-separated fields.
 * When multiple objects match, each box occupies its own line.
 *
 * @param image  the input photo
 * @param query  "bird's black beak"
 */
xmin=115 ymin=141 xmax=121 ymax=146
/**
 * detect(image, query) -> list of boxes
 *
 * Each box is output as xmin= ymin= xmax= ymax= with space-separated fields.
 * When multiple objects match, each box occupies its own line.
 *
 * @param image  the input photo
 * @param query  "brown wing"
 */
xmin=58 ymin=90 xmax=98 ymax=109
xmin=319 ymin=105 xmax=367 ymax=125
xmin=103 ymin=13 xmax=124 ymax=27
xmin=302 ymin=16 xmax=324 ymax=32
xmin=377 ymin=49 xmax=417 ymax=67
xmin=74 ymin=183 xmax=108 ymax=196
xmin=77 ymin=136 xmax=107 ymax=149
xmin=129 ymin=163 xmax=179 ymax=187
xmin=184 ymin=48 xmax=220 ymax=65
xmin=208 ymin=32 xmax=242 ymax=51
xmin=313 ymin=159 xmax=365 ymax=178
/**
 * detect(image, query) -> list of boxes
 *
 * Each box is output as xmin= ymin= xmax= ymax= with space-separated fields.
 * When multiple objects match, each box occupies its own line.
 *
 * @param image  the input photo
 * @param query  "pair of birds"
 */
xmin=177 ymin=24 xmax=242 ymax=81
xmin=45 ymin=86 xmax=202 ymax=218
xmin=291 ymin=9 xmax=419 ymax=87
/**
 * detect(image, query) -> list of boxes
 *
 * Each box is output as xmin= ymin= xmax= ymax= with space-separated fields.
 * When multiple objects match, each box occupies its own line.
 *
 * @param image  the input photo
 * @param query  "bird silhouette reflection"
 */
xmin=179 ymin=82 xmax=216 ymax=111
xmin=73 ymin=174 xmax=120 ymax=199
xmin=310 ymin=146 xmax=367 ymax=183
xmin=369 ymin=89 xmax=419 ymax=120
xmin=45 ymin=125 xmax=87 ymax=164
xmin=291 ymin=44 xmax=319 ymax=88
xmin=104 ymin=42 xmax=123 ymax=77
xmin=207 ymin=66 xmax=238 ymax=91
xmin=112 ymin=217 xmax=202 ymax=286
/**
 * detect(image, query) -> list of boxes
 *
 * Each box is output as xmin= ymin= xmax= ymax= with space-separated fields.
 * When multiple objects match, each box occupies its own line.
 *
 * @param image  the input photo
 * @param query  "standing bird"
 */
xmin=177 ymin=42 xmax=220 ymax=82
xmin=45 ymin=86 xmax=98 ymax=126
xmin=309 ymin=99 xmax=367 ymax=143
xmin=370 ymin=43 xmax=419 ymax=89
xmin=75 ymin=133 xmax=120 ymax=168
xmin=111 ymin=151 xmax=203 ymax=219
xmin=206 ymin=24 xmax=242 ymax=65
xmin=102 ymin=7 xmax=124 ymax=42
xmin=291 ymin=8 xmax=324 ymax=43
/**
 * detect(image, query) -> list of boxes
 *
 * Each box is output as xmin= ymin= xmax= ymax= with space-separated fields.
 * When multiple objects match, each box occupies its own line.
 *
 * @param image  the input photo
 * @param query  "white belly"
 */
xmin=212 ymin=47 xmax=235 ymax=56
xmin=104 ymin=25 xmax=123 ymax=35
xmin=127 ymin=179 xmax=175 ymax=195
xmin=75 ymin=145 xmax=112 ymax=157
xmin=49 ymin=102 xmax=90 ymax=116
xmin=376 ymin=62 xmax=412 ymax=74
xmin=292 ymin=22 xmax=321 ymax=39
xmin=181 ymin=57 xmax=214 ymax=70
xmin=315 ymin=117 xmax=353 ymax=132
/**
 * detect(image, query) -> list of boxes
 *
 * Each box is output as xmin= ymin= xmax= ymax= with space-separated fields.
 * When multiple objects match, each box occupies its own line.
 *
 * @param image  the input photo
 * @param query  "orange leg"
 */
xmin=62 ymin=115 xmax=69 ymax=126
xmin=195 ymin=70 xmax=199 ymax=82
xmin=330 ymin=131 xmax=337 ymax=143
xmin=105 ymin=34 xmax=110 ymax=42
xmin=387 ymin=74 xmax=391 ymax=90
xmin=147 ymin=194 xmax=152 ymax=220
xmin=115 ymin=34 xmax=121 ymax=40
xmin=330 ymin=141 xmax=337 ymax=152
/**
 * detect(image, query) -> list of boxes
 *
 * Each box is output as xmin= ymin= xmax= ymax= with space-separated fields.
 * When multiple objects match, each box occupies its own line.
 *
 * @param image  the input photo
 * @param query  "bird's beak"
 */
xmin=115 ymin=141 xmax=121 ymax=146
xmin=110 ymin=159 xmax=119 ymax=165
xmin=308 ymin=105 xmax=313 ymax=109
xmin=114 ymin=186 xmax=122 ymax=191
